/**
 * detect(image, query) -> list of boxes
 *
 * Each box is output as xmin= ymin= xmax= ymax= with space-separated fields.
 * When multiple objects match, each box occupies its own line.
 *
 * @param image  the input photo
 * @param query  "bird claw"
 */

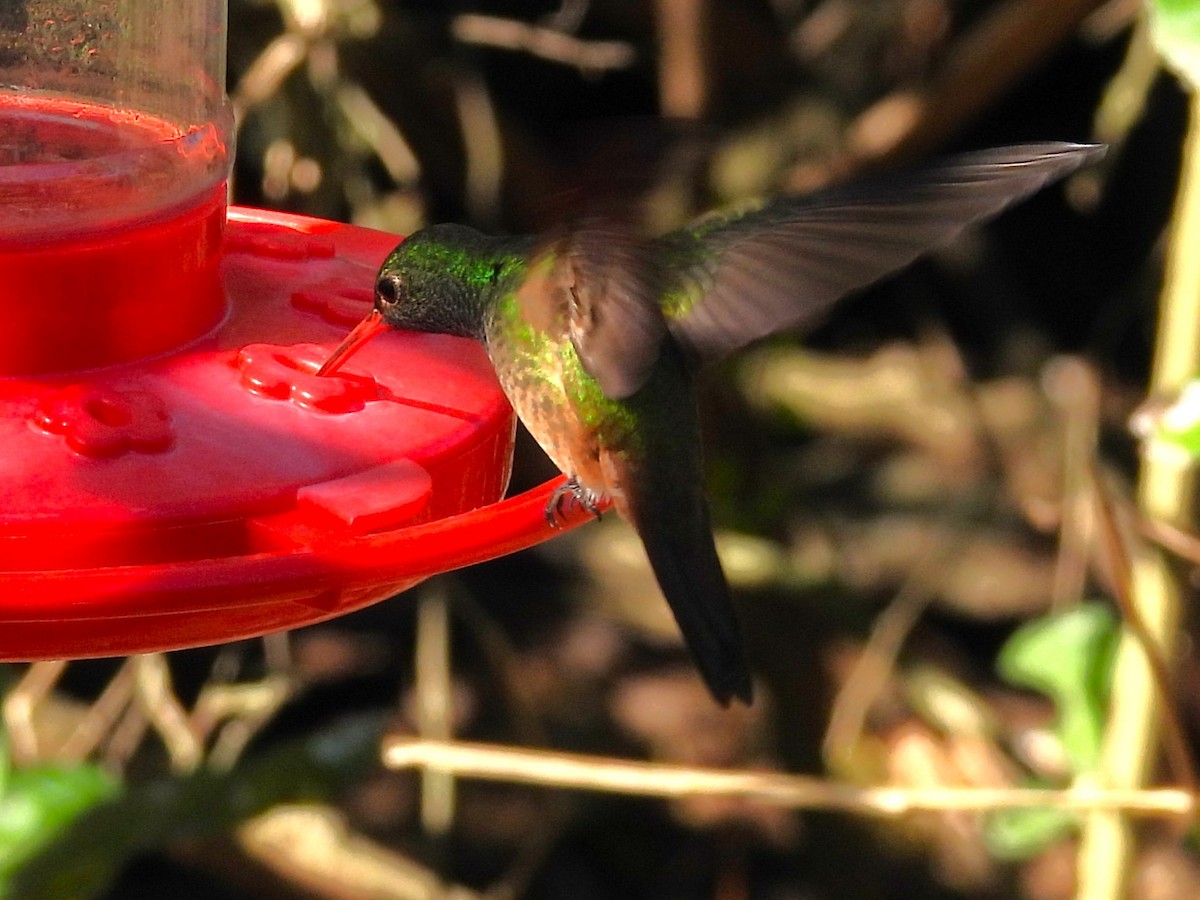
xmin=545 ymin=478 xmax=603 ymax=528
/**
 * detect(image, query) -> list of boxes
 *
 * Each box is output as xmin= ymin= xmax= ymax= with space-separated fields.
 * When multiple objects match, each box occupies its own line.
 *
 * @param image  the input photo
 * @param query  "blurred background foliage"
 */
xmin=5 ymin=0 xmax=1200 ymax=898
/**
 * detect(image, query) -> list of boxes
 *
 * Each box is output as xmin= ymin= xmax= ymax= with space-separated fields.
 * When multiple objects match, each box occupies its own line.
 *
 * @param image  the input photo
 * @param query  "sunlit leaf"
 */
xmin=997 ymin=602 xmax=1118 ymax=774
xmin=7 ymin=714 xmax=384 ymax=900
xmin=986 ymin=604 xmax=1120 ymax=860
xmin=984 ymin=802 xmax=1076 ymax=860
xmin=1151 ymin=0 xmax=1200 ymax=90
xmin=0 ymin=764 xmax=120 ymax=887
xmin=1135 ymin=380 xmax=1200 ymax=459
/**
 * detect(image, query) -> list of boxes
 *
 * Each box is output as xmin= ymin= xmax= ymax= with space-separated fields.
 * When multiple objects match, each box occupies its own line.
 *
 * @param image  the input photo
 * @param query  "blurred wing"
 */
xmin=663 ymin=142 xmax=1105 ymax=367
xmin=562 ymin=221 xmax=670 ymax=399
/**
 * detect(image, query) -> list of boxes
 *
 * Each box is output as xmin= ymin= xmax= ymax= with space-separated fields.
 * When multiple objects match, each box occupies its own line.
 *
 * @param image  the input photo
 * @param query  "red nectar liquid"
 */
xmin=0 ymin=93 xmax=230 ymax=374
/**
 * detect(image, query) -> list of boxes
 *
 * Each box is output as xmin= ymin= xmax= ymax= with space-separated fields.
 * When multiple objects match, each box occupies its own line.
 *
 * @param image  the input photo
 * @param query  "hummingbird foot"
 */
xmin=545 ymin=477 xmax=603 ymax=528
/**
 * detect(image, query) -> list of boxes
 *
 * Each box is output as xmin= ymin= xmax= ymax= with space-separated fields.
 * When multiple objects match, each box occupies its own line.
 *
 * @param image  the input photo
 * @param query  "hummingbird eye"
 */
xmin=376 ymin=274 xmax=403 ymax=305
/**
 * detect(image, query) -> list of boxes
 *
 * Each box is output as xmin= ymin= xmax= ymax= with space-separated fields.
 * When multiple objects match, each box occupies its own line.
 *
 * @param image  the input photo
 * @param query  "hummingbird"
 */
xmin=317 ymin=142 xmax=1103 ymax=706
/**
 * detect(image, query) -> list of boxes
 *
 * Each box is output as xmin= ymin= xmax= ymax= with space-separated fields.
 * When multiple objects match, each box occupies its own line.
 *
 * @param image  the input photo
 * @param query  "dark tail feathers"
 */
xmin=632 ymin=505 xmax=752 ymax=706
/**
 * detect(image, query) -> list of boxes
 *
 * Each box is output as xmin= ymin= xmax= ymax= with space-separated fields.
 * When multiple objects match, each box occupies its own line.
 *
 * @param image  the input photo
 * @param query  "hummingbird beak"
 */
xmin=316 ymin=309 xmax=388 ymax=376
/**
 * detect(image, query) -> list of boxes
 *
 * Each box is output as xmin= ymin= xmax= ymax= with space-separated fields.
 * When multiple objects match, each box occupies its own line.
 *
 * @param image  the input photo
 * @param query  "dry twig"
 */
xmin=451 ymin=13 xmax=635 ymax=72
xmin=383 ymin=737 xmax=1195 ymax=818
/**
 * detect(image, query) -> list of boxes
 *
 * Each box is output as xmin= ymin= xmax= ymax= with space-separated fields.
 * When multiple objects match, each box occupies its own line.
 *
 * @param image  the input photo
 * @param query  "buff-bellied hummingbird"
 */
xmin=317 ymin=142 xmax=1104 ymax=706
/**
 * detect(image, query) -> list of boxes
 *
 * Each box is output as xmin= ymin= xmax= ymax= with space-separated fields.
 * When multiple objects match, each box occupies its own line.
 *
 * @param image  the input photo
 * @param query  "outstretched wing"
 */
xmin=662 ymin=142 xmax=1104 ymax=368
xmin=558 ymin=221 xmax=671 ymax=400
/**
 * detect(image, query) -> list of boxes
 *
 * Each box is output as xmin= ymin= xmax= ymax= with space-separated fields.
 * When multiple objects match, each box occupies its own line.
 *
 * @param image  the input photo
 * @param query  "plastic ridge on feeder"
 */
xmin=0 ymin=0 xmax=585 ymax=660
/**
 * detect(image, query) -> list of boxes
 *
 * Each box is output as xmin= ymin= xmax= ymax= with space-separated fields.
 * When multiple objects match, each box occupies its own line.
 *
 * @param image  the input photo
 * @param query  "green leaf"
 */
xmin=1138 ymin=380 xmax=1200 ymax=458
xmin=997 ymin=602 xmax=1119 ymax=775
xmin=1151 ymin=0 xmax=1200 ymax=91
xmin=7 ymin=713 xmax=385 ymax=900
xmin=984 ymin=803 xmax=1077 ymax=860
xmin=0 ymin=764 xmax=120 ymax=886
xmin=0 ymin=731 xmax=9 ymax=800
xmin=987 ymin=605 xmax=1121 ymax=860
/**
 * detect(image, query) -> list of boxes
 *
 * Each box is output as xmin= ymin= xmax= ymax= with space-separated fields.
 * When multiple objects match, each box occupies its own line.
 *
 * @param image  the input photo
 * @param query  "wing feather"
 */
xmin=664 ymin=142 xmax=1105 ymax=367
xmin=561 ymin=222 xmax=670 ymax=399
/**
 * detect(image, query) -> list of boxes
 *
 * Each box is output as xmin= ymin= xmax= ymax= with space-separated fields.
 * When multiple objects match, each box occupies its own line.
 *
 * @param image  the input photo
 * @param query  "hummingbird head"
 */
xmin=316 ymin=224 xmax=533 ymax=378
xmin=373 ymin=223 xmax=515 ymax=341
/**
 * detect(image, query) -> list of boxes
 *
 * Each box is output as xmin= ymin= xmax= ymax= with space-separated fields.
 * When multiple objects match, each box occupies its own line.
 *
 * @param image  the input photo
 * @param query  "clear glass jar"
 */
xmin=0 ymin=0 xmax=233 ymax=374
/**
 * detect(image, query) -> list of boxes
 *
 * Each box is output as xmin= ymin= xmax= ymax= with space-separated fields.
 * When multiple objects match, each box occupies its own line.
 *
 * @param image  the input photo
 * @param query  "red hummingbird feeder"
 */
xmin=0 ymin=0 xmax=586 ymax=660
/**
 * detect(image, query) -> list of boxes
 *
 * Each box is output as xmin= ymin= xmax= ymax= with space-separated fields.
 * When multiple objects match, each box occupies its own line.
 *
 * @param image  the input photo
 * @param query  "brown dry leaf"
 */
xmin=829 ymin=515 xmax=1055 ymax=619
xmin=738 ymin=340 xmax=984 ymax=476
xmin=1019 ymin=838 xmax=1079 ymax=900
xmin=610 ymin=669 xmax=797 ymax=844
xmin=976 ymin=376 xmax=1065 ymax=533
xmin=881 ymin=721 xmax=1003 ymax=890
xmin=825 ymin=648 xmax=1017 ymax=892
xmin=239 ymin=804 xmax=482 ymax=900
xmin=504 ymin=616 xmax=627 ymax=725
xmin=611 ymin=669 xmax=765 ymax=767
xmin=1130 ymin=843 xmax=1200 ymax=900
xmin=1021 ymin=840 xmax=1200 ymax=900
xmin=292 ymin=628 xmax=392 ymax=682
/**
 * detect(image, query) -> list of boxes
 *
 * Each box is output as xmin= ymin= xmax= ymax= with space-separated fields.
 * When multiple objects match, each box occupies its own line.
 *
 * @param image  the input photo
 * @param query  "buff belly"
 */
xmin=485 ymin=334 xmax=609 ymax=498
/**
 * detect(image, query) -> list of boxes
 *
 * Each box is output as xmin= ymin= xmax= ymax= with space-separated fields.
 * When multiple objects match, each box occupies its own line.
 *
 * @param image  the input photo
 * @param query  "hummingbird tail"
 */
xmin=634 ymin=512 xmax=753 ymax=706
xmin=607 ymin=451 xmax=752 ymax=705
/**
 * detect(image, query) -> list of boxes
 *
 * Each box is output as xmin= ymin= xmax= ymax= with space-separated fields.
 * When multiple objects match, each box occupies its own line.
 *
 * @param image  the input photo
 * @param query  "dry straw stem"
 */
xmin=1075 ymin=93 xmax=1200 ymax=898
xmin=415 ymin=590 xmax=455 ymax=836
xmin=383 ymin=738 xmax=1194 ymax=819
xmin=239 ymin=804 xmax=482 ymax=900
xmin=822 ymin=562 xmax=938 ymax=769
xmin=450 ymin=14 xmax=635 ymax=72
